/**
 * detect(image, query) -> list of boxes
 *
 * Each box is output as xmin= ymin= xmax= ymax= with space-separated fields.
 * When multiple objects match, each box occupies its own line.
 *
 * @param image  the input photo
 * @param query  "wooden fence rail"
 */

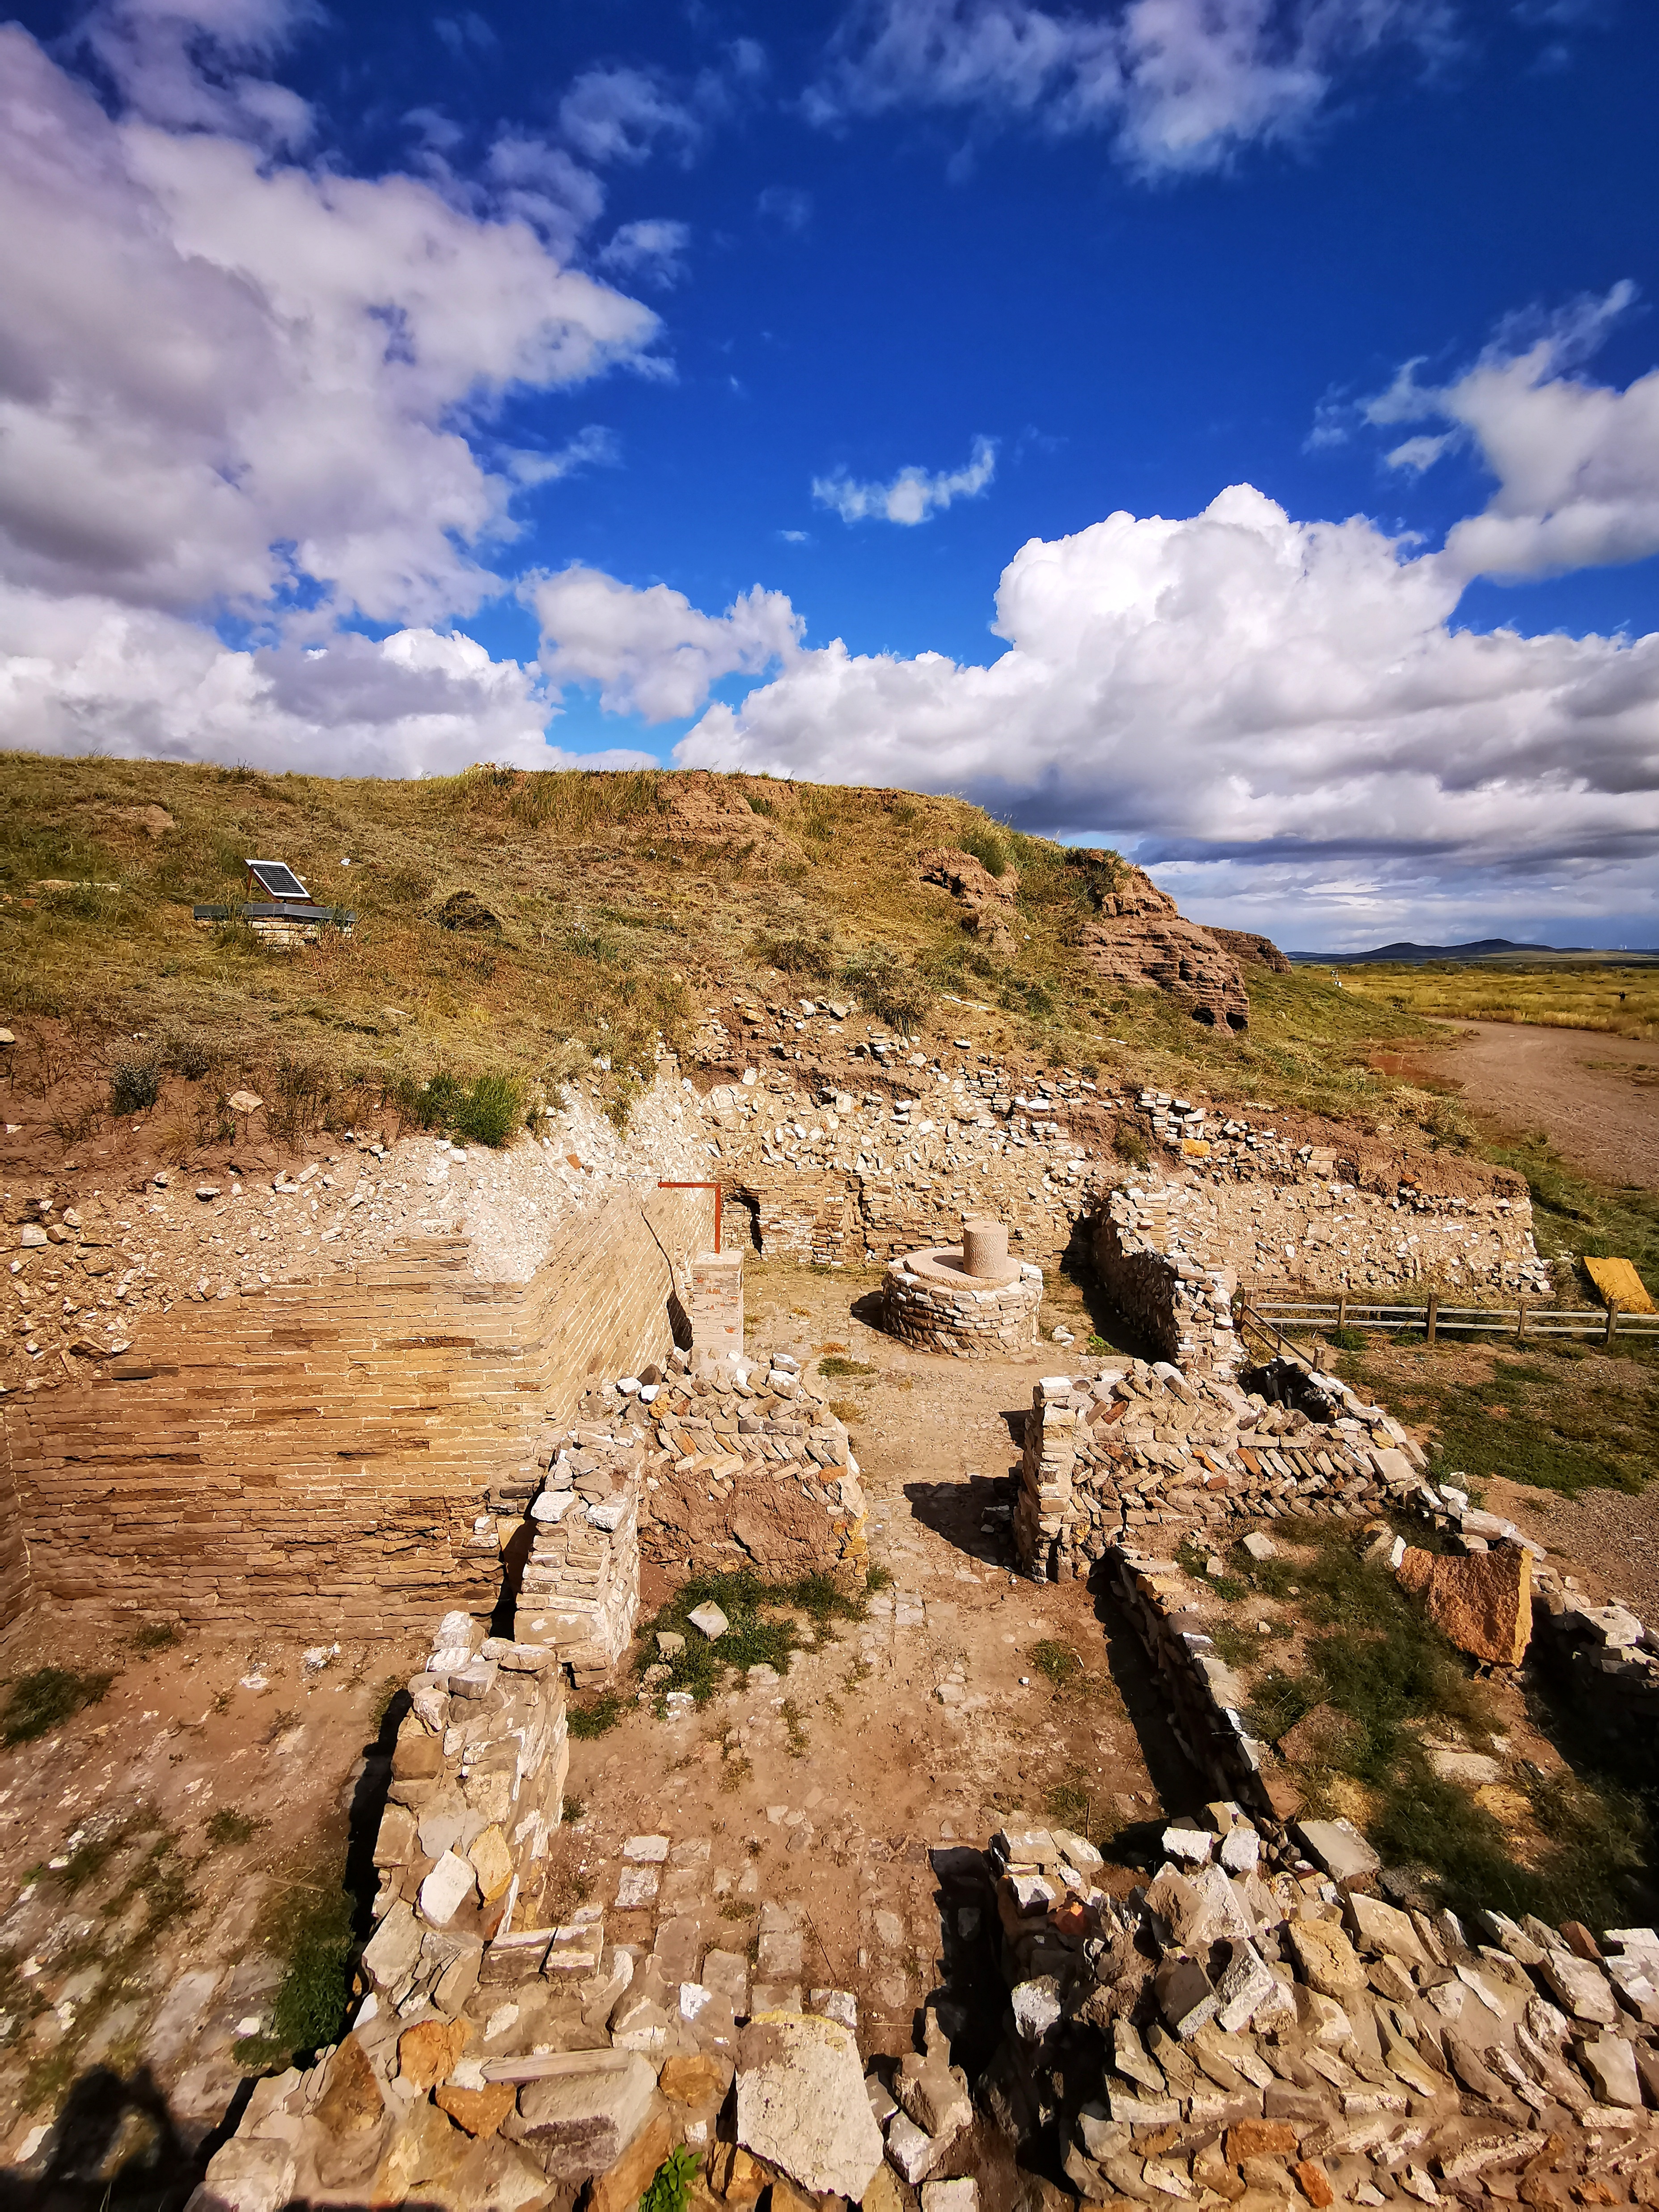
xmin=1240 ymin=1291 xmax=1656 ymax=1353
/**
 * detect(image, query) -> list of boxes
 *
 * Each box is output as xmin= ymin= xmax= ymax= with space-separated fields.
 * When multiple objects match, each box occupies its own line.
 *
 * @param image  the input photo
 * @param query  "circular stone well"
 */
xmin=881 ymin=1217 xmax=1043 ymax=1357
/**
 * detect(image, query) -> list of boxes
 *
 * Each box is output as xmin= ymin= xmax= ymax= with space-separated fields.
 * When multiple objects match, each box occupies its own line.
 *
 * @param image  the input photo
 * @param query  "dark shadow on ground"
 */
xmin=1053 ymin=1227 xmax=1161 ymax=1363
xmin=1 ymin=1688 xmax=410 ymax=2206
xmin=1089 ymin=1574 xmax=1209 ymax=1822
xmin=0 ymin=2063 xmax=211 ymax=2208
xmin=902 ymin=1475 xmax=1020 ymax=1571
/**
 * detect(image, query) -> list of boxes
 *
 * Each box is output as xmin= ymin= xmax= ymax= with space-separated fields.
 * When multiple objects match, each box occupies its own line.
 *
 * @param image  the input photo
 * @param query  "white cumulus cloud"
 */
xmin=813 ymin=437 xmax=997 ymax=525
xmin=807 ymin=0 xmax=1452 ymax=178
xmin=0 ymin=583 xmax=652 ymax=777
xmin=0 ymin=22 xmax=660 ymax=631
xmin=529 ymin=568 xmax=804 ymax=722
xmin=673 ymin=482 xmax=1659 ymax=929
xmin=1368 ymin=283 xmax=1659 ymax=582
xmin=557 ymin=43 xmax=766 ymax=169
xmin=598 ymin=218 xmax=693 ymax=287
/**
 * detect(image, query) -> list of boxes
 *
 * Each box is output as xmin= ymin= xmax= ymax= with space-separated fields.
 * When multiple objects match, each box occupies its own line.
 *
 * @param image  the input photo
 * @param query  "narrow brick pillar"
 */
xmin=689 ymin=1249 xmax=744 ymax=1353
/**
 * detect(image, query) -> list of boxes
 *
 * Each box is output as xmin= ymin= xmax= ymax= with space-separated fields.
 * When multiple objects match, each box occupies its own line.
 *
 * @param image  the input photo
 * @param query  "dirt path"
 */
xmin=563 ymin=1259 xmax=1193 ymax=2067
xmin=1409 ymin=1018 xmax=1658 ymax=1188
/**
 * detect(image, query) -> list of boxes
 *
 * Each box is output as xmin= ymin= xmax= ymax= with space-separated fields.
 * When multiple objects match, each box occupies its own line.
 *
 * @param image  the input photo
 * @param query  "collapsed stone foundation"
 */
xmin=540 ymin=1346 xmax=869 ymax=1593
xmin=966 ymin=1808 xmax=1659 ymax=2209
xmin=1014 ymin=1356 xmax=1424 ymax=1583
xmin=192 ymin=1294 xmax=1659 ymax=2212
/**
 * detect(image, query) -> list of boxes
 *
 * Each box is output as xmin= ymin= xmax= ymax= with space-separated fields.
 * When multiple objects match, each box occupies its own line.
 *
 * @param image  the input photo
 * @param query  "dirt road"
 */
xmin=1413 ymin=1019 xmax=1657 ymax=1187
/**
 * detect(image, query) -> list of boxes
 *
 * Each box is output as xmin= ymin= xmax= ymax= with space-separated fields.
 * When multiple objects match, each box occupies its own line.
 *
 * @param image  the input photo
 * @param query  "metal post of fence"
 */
xmin=1337 ymin=1292 xmax=1349 ymax=1331
xmin=1516 ymin=1297 xmax=1527 ymax=1341
xmin=1604 ymin=1300 xmax=1619 ymax=1348
xmin=1426 ymin=1291 xmax=1439 ymax=1346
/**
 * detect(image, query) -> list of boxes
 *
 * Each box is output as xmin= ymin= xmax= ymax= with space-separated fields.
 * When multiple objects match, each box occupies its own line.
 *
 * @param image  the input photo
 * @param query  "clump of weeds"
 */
xmin=3 ymin=1667 xmax=114 ymax=1745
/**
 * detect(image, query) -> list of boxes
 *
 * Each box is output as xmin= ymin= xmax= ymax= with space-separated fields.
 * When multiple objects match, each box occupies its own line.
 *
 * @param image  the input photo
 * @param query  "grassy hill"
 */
xmin=2 ymin=751 xmax=1448 ymax=1148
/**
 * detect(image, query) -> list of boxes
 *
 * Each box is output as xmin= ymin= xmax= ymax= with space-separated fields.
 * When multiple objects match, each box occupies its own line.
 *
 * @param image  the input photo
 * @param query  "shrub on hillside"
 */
xmin=390 ymin=1068 xmax=528 ymax=1148
xmin=959 ymin=821 xmax=1011 ymax=877
xmin=841 ymin=945 xmax=935 ymax=1030
xmin=751 ymin=928 xmax=836 ymax=979
xmin=109 ymin=1053 xmax=161 ymax=1115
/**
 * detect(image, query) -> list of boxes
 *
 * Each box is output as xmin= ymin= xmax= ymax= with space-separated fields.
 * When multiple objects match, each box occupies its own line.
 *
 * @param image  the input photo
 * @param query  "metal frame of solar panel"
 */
xmin=245 ymin=859 xmax=310 ymax=904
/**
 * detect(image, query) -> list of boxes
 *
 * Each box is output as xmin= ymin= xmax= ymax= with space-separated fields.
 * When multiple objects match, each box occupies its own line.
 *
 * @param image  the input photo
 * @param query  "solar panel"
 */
xmin=246 ymin=859 xmax=310 ymax=900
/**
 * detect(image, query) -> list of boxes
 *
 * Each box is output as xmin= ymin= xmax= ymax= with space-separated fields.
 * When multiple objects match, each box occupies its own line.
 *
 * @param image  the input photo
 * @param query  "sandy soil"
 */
xmin=1409 ymin=1019 xmax=1658 ymax=1188
xmin=0 ymin=1612 xmax=424 ymax=2186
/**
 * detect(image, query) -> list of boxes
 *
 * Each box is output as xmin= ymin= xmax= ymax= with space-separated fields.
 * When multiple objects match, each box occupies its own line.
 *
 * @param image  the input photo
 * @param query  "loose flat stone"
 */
xmin=623 ymin=1835 xmax=671 ymax=1863
xmin=1294 ymin=1818 xmax=1380 ymax=1886
xmin=885 ymin=2113 xmax=935 ymax=2185
xmin=616 ymin=1867 xmax=660 ymax=1909
xmin=737 ymin=2013 xmax=884 ymax=2199
xmin=750 ymin=1982 xmax=803 ymax=2014
xmin=506 ymin=2050 xmax=659 ymax=2182
xmin=688 ymin=1603 xmax=730 ymax=1640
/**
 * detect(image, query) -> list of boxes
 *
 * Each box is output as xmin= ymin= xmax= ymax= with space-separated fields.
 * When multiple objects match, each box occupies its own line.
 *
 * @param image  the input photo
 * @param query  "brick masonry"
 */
xmin=0 ymin=1184 xmax=714 ymax=1637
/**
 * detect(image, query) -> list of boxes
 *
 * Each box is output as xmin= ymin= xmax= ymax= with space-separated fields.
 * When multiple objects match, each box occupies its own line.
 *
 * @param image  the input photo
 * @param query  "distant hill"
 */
xmin=1289 ymin=938 xmax=1659 ymax=966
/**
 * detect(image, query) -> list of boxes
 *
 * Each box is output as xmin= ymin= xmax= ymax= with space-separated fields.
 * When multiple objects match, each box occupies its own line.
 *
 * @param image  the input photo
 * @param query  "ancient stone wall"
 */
xmin=709 ymin=1069 xmax=1546 ymax=1314
xmin=367 ymin=1610 xmax=571 ymax=2017
xmin=0 ymin=1183 xmax=713 ymax=1637
xmin=513 ymin=1402 xmax=654 ymax=1687
xmin=1107 ymin=1156 xmax=1548 ymax=1310
xmin=629 ymin=1351 xmax=868 ymax=1587
xmin=1093 ymin=1189 xmax=1242 ymax=1378
xmin=1013 ymin=1359 xmax=1425 ymax=1583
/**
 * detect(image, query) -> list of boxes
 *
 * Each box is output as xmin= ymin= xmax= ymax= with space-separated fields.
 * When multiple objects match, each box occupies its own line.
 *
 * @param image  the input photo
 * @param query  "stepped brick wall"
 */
xmin=0 ymin=1183 xmax=713 ymax=1638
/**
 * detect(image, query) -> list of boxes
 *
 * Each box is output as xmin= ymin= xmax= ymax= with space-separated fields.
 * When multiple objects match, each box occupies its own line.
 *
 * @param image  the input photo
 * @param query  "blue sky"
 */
xmin=3 ymin=0 xmax=1658 ymax=947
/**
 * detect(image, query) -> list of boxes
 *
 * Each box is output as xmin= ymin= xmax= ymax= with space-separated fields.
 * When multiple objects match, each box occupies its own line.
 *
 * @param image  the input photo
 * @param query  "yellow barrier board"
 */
xmin=1584 ymin=1255 xmax=1656 ymax=1314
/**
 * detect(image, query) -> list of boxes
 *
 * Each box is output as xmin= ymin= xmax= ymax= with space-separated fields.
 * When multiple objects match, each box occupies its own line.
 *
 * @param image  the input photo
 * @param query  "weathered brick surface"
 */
xmin=0 ymin=1186 xmax=711 ymax=1636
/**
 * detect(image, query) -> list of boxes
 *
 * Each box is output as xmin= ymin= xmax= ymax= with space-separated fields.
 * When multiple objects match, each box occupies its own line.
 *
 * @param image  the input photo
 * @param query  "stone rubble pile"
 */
xmin=962 ymin=1812 xmax=1659 ymax=2208
xmin=560 ymin=1347 xmax=871 ymax=1590
xmin=1016 ymin=1358 xmax=1425 ymax=1584
xmin=367 ymin=1611 xmax=570 ymax=1998
xmin=194 ymin=1736 xmax=962 ymax=2212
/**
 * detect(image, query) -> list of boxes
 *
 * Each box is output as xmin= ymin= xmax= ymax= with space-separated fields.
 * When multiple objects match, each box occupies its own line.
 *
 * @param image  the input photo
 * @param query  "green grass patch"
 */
xmin=1177 ymin=1536 xmax=1248 ymax=1602
xmin=1340 ymin=1340 xmax=1656 ymax=1500
xmin=1030 ymin=1638 xmax=1083 ymax=1688
xmin=639 ymin=1568 xmax=868 ymax=1705
xmin=1486 ymin=1132 xmax=1659 ymax=1303
xmin=236 ymin=1846 xmax=358 ymax=2067
xmin=131 ymin=1622 xmax=179 ymax=1653
xmin=567 ymin=1692 xmax=626 ymax=1738
xmin=818 ymin=1355 xmax=875 ymax=1379
xmin=1427 ymin=1356 xmax=1651 ymax=1497
xmin=1044 ymin=1772 xmax=1092 ymax=1831
xmin=2 ymin=1666 xmax=114 ymax=1744
xmin=1241 ymin=1521 xmax=1648 ymax=1923
xmin=1210 ymin=1619 xmax=1286 ymax=1667
xmin=206 ymin=1807 xmax=266 ymax=1847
